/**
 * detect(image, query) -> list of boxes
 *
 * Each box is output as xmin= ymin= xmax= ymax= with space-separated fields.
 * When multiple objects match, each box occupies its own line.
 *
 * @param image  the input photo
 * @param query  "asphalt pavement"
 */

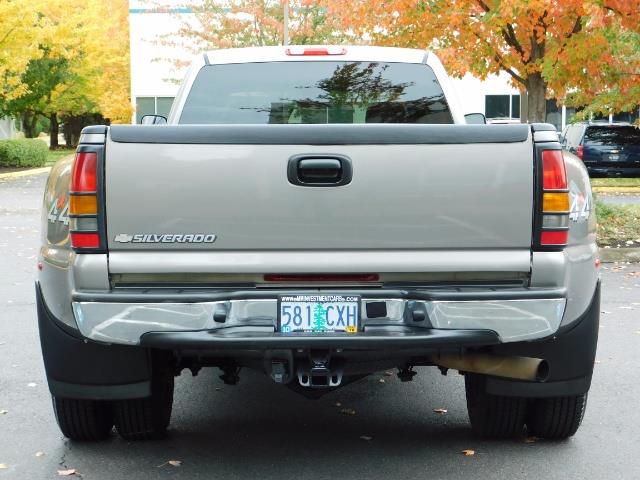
xmin=1 ymin=173 xmax=640 ymax=479
xmin=598 ymin=194 xmax=640 ymax=205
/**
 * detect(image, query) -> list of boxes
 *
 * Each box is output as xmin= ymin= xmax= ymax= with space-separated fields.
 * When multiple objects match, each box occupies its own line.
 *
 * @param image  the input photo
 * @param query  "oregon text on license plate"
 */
xmin=278 ymin=295 xmax=360 ymax=333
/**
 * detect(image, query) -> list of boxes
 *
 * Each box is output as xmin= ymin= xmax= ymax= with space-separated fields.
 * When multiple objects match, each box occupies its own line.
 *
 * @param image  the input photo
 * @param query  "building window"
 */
xmin=613 ymin=109 xmax=639 ymax=124
xmin=545 ymin=99 xmax=562 ymax=131
xmin=135 ymin=96 xmax=175 ymax=124
xmin=485 ymin=94 xmax=520 ymax=119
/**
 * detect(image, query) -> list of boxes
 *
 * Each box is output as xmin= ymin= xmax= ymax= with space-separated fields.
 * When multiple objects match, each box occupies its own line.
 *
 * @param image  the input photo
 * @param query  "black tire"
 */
xmin=465 ymin=374 xmax=526 ymax=438
xmin=52 ymin=396 xmax=113 ymax=441
xmin=114 ymin=368 xmax=174 ymax=440
xmin=527 ymin=394 xmax=588 ymax=439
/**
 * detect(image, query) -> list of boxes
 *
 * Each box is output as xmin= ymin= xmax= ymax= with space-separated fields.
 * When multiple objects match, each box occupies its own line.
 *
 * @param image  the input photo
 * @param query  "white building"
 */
xmin=0 ymin=118 xmax=15 ymax=139
xmin=131 ymin=2 xmax=627 ymax=130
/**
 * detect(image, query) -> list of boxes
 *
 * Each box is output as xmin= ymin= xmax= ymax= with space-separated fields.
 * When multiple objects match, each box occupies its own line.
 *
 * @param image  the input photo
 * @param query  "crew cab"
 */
xmin=37 ymin=46 xmax=599 ymax=442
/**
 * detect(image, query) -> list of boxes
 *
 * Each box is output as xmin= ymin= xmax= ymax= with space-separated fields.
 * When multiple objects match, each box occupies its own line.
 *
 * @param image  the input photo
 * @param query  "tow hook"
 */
xmin=219 ymin=366 xmax=241 ymax=385
xmin=398 ymin=366 xmax=417 ymax=382
xmin=297 ymin=351 xmax=344 ymax=388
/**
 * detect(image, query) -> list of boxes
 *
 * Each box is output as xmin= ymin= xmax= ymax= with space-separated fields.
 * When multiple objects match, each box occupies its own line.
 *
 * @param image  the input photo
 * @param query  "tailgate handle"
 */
xmin=288 ymin=154 xmax=352 ymax=186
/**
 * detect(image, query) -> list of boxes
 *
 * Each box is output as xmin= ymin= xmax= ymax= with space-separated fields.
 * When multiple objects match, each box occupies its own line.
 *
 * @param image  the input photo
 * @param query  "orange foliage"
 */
xmin=326 ymin=0 xmax=640 ymax=120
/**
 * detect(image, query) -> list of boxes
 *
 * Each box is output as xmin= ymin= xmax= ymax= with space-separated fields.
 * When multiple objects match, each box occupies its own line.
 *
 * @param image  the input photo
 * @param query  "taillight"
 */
xmin=536 ymin=149 xmax=570 ymax=249
xmin=285 ymin=46 xmax=347 ymax=56
xmin=69 ymin=151 xmax=104 ymax=252
xmin=576 ymin=145 xmax=584 ymax=160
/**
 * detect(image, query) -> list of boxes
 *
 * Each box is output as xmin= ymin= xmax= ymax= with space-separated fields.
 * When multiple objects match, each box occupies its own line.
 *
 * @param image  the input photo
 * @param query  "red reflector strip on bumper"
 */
xmin=70 ymin=232 xmax=101 ymax=249
xmin=540 ymin=230 xmax=568 ymax=246
xmin=264 ymin=273 xmax=379 ymax=282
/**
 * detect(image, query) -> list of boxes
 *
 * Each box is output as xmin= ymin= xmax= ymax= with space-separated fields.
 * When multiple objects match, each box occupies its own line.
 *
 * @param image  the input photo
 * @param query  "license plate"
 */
xmin=609 ymin=154 xmax=620 ymax=161
xmin=278 ymin=295 xmax=360 ymax=333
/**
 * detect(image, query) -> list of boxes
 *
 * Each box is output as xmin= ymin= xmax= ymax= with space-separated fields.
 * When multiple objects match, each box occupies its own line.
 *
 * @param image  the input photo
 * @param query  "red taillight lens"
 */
xmin=540 ymin=230 xmax=568 ymax=245
xmin=71 ymin=152 xmax=97 ymax=192
xmin=70 ymin=232 xmax=100 ymax=249
xmin=542 ymin=150 xmax=567 ymax=190
xmin=285 ymin=47 xmax=347 ymax=56
xmin=69 ymin=149 xmax=103 ymax=252
xmin=576 ymin=145 xmax=584 ymax=160
xmin=536 ymin=148 xmax=569 ymax=250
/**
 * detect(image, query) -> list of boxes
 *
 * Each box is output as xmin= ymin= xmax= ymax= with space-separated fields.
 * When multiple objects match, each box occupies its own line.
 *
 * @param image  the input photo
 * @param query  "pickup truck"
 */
xmin=37 ymin=46 xmax=599 ymax=442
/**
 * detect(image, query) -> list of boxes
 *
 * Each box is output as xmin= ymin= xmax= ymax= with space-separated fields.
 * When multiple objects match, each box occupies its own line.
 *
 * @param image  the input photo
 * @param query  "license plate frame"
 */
xmin=277 ymin=294 xmax=361 ymax=333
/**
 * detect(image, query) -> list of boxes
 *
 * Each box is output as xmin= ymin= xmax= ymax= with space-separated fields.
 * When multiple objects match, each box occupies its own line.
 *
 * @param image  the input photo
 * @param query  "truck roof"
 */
xmin=203 ymin=45 xmax=430 ymax=65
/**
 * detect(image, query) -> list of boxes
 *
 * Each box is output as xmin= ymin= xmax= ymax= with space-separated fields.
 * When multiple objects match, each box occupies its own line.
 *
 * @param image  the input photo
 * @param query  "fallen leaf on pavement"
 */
xmin=35 ymin=452 xmax=45 ymax=457
xmin=524 ymin=437 xmax=538 ymax=444
xmin=461 ymin=449 xmax=475 ymax=456
xmin=360 ymin=435 xmax=372 ymax=441
xmin=340 ymin=408 xmax=356 ymax=416
xmin=158 ymin=460 xmax=182 ymax=468
xmin=57 ymin=469 xmax=76 ymax=476
xmin=433 ymin=408 xmax=448 ymax=414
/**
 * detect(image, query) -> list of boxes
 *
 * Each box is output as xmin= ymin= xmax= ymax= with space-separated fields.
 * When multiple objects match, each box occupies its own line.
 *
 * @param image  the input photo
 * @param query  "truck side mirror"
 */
xmin=464 ymin=113 xmax=487 ymax=125
xmin=140 ymin=115 xmax=167 ymax=125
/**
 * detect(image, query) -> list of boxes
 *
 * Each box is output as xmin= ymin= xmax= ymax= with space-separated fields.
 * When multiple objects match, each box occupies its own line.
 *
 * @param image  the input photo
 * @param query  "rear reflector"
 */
xmin=70 ymin=195 xmax=98 ymax=215
xmin=264 ymin=273 xmax=379 ymax=283
xmin=71 ymin=152 xmax=97 ymax=192
xmin=542 ymin=192 xmax=569 ymax=212
xmin=285 ymin=46 xmax=347 ymax=56
xmin=576 ymin=145 xmax=584 ymax=160
xmin=540 ymin=230 xmax=569 ymax=245
xmin=542 ymin=150 xmax=567 ymax=190
xmin=70 ymin=232 xmax=100 ymax=249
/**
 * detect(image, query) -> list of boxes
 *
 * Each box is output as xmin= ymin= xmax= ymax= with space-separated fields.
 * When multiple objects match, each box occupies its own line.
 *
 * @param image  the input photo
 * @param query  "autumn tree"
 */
xmin=0 ymin=0 xmax=131 ymax=147
xmin=0 ymin=0 xmax=49 ymax=101
xmin=326 ymin=0 xmax=640 ymax=122
xmin=155 ymin=0 xmax=346 ymax=72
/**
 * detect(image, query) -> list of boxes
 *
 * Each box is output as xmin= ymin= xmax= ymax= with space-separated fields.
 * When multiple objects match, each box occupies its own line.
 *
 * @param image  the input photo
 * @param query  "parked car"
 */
xmin=38 ymin=46 xmax=599 ymax=442
xmin=561 ymin=122 xmax=640 ymax=176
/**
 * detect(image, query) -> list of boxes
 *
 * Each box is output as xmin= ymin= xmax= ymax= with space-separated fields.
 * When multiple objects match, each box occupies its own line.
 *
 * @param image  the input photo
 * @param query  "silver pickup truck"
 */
xmin=37 ymin=46 xmax=599 ymax=442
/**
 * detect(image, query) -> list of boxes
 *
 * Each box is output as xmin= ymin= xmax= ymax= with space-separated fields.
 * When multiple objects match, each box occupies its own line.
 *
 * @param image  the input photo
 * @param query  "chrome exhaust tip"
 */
xmin=431 ymin=354 xmax=549 ymax=382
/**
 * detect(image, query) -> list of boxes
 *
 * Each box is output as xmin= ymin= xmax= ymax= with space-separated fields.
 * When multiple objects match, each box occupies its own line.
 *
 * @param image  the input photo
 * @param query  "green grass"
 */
xmin=596 ymin=200 xmax=640 ymax=247
xmin=46 ymin=148 xmax=75 ymax=166
xmin=591 ymin=177 xmax=640 ymax=187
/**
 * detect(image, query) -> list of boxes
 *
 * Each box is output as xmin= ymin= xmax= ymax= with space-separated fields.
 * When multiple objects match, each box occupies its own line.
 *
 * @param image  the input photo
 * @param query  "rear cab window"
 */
xmin=179 ymin=61 xmax=453 ymax=125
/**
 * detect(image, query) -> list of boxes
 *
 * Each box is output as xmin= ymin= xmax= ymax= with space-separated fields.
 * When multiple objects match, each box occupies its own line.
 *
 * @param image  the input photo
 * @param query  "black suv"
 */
xmin=561 ymin=122 xmax=640 ymax=176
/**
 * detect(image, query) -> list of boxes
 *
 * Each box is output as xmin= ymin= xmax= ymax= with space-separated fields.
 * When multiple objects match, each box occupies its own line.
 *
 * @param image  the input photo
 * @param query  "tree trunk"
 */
xmin=49 ymin=113 xmax=59 ymax=149
xmin=526 ymin=73 xmax=547 ymax=124
xmin=21 ymin=112 xmax=38 ymax=138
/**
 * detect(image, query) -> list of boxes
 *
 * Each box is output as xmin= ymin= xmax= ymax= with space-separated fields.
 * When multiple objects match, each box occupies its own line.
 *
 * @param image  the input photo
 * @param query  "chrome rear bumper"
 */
xmin=72 ymin=288 xmax=566 ymax=346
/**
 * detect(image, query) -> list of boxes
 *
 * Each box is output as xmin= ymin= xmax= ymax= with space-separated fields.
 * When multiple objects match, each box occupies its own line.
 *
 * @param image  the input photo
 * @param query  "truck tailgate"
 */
xmin=104 ymin=125 xmax=533 ymax=272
